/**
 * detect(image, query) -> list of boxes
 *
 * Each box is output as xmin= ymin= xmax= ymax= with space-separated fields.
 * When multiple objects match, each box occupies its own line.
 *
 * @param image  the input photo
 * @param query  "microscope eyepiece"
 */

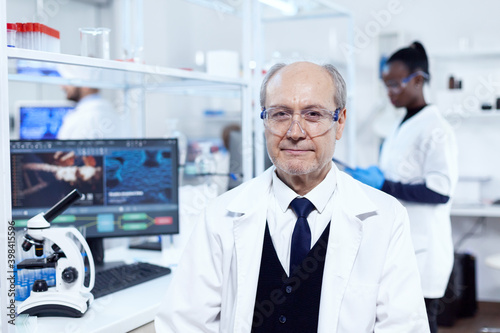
xmin=44 ymin=189 xmax=82 ymax=222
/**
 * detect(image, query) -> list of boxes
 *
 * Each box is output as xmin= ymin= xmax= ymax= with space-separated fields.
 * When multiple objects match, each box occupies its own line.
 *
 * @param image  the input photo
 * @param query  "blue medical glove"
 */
xmin=345 ymin=165 xmax=385 ymax=190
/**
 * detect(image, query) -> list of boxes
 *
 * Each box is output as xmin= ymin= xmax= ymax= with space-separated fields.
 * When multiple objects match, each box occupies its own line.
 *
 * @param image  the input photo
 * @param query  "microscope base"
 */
xmin=18 ymin=290 xmax=94 ymax=318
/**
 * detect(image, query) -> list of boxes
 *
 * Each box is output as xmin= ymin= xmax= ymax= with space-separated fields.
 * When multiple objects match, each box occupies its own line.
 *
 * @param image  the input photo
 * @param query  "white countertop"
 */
xmin=32 ymin=247 xmax=174 ymax=333
xmin=451 ymin=204 xmax=500 ymax=218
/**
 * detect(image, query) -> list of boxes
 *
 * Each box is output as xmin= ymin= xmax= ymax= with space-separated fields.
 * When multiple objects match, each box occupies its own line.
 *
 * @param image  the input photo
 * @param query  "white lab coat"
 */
xmin=155 ymin=165 xmax=429 ymax=333
xmin=379 ymin=105 xmax=458 ymax=298
xmin=57 ymin=94 xmax=129 ymax=139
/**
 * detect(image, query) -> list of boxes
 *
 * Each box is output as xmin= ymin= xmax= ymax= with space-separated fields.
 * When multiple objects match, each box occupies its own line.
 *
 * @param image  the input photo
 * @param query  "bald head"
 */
xmin=260 ymin=61 xmax=346 ymax=111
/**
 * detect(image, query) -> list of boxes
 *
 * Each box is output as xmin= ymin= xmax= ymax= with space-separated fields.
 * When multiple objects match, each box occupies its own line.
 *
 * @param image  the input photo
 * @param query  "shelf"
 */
xmin=7 ymin=48 xmax=247 ymax=96
xmin=444 ymin=111 xmax=500 ymax=120
xmin=431 ymin=50 xmax=500 ymax=60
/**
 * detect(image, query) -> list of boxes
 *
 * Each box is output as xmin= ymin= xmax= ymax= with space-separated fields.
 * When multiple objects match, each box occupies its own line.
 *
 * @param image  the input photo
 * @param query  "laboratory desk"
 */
xmin=451 ymin=204 xmax=500 ymax=270
xmin=451 ymin=204 xmax=500 ymax=218
xmin=32 ymin=247 xmax=173 ymax=333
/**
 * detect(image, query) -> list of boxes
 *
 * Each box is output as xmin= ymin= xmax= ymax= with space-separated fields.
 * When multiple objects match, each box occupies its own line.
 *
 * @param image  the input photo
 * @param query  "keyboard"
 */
xmin=129 ymin=241 xmax=162 ymax=251
xmin=91 ymin=262 xmax=171 ymax=299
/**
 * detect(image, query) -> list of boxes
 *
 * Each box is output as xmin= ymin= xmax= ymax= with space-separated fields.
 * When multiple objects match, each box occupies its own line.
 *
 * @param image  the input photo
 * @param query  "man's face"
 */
xmin=63 ymin=85 xmax=81 ymax=103
xmin=264 ymin=62 xmax=346 ymax=182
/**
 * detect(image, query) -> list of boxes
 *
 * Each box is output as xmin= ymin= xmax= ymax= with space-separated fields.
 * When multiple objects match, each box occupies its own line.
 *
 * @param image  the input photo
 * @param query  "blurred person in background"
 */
xmin=347 ymin=41 xmax=458 ymax=333
xmin=57 ymin=65 xmax=129 ymax=140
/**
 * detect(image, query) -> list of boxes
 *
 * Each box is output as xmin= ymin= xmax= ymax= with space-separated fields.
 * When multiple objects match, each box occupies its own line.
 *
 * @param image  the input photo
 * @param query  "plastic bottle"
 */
xmin=195 ymin=141 xmax=217 ymax=185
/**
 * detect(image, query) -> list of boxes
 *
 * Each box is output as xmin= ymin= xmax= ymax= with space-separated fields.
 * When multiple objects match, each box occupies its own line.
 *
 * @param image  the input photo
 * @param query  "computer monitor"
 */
xmin=14 ymin=100 xmax=75 ymax=140
xmin=10 ymin=138 xmax=179 ymax=264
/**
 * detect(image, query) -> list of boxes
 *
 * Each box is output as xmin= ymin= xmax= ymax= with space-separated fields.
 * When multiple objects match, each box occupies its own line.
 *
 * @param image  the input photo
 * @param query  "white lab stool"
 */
xmin=477 ymin=254 xmax=500 ymax=333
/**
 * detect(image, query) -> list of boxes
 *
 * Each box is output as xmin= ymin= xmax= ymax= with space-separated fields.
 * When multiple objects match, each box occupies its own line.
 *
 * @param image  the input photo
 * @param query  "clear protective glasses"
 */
xmin=260 ymin=107 xmax=340 ymax=138
xmin=383 ymin=70 xmax=429 ymax=94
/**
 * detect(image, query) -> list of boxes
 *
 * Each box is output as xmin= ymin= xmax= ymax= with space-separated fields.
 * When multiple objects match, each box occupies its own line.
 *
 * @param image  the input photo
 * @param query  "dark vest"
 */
xmin=251 ymin=222 xmax=331 ymax=333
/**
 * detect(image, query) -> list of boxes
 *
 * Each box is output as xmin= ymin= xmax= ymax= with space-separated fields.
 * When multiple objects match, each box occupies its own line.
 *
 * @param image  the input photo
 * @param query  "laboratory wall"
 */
xmin=138 ymin=0 xmax=243 ymax=141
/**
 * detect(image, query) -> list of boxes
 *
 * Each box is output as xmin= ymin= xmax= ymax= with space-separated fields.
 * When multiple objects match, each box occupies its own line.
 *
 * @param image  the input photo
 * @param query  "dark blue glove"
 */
xmin=345 ymin=165 xmax=385 ymax=190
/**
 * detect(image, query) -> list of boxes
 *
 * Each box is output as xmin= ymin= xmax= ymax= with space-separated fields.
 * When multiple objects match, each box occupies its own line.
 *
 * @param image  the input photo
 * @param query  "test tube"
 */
xmin=16 ymin=23 xmax=24 ymax=49
xmin=24 ymin=23 xmax=33 ymax=50
xmin=33 ymin=23 xmax=41 ymax=51
xmin=41 ymin=24 xmax=60 ymax=53
xmin=7 ymin=23 xmax=16 ymax=47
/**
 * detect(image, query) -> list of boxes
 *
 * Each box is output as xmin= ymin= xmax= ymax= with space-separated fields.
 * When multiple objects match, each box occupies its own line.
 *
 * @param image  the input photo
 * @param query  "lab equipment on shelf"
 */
xmin=195 ymin=141 xmax=218 ymax=184
xmin=7 ymin=23 xmax=16 ymax=47
xmin=14 ymin=22 xmax=60 ymax=52
xmin=79 ymin=27 xmax=110 ymax=59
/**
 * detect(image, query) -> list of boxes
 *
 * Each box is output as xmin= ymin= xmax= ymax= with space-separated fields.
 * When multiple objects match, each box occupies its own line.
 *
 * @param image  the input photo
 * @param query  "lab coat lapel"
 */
xmin=228 ymin=168 xmax=274 ymax=332
xmin=318 ymin=171 xmax=377 ymax=332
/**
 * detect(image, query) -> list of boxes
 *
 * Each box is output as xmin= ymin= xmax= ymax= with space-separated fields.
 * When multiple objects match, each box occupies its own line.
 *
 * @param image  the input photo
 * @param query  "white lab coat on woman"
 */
xmin=155 ymin=165 xmax=429 ymax=333
xmin=57 ymin=94 xmax=128 ymax=139
xmin=379 ymin=105 xmax=458 ymax=298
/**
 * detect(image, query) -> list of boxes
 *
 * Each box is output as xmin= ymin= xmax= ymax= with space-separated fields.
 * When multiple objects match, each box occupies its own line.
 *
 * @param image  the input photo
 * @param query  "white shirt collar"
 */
xmin=272 ymin=161 xmax=337 ymax=214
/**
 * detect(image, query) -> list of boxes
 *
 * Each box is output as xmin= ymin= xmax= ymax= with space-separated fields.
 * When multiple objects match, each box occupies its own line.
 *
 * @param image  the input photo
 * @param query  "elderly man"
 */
xmin=155 ymin=61 xmax=429 ymax=332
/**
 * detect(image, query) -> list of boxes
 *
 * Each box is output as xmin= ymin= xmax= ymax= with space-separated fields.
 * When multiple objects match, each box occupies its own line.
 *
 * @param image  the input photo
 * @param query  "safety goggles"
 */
xmin=383 ymin=71 xmax=429 ymax=94
xmin=260 ymin=107 xmax=340 ymax=138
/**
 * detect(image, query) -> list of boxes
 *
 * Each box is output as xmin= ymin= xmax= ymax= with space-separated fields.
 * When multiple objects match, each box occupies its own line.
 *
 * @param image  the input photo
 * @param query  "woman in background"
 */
xmin=348 ymin=41 xmax=459 ymax=333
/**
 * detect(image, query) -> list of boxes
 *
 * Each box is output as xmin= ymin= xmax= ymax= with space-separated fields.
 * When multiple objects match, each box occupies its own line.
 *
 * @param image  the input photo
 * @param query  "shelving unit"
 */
xmin=7 ymin=48 xmax=247 ymax=99
xmin=428 ymin=49 xmax=500 ymax=132
xmin=431 ymin=49 xmax=500 ymax=61
xmin=429 ymin=51 xmax=500 ymax=220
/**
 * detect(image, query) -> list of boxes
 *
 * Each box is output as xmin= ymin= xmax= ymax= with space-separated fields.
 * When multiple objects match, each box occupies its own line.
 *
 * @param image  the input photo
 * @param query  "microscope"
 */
xmin=17 ymin=189 xmax=96 ymax=318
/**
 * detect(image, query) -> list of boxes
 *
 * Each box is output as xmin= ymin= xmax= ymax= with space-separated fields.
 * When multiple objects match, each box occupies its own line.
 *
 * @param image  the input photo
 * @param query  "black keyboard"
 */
xmin=91 ymin=262 xmax=171 ymax=299
xmin=129 ymin=241 xmax=162 ymax=251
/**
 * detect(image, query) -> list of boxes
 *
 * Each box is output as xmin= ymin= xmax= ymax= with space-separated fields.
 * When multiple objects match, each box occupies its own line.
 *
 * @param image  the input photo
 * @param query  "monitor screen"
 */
xmin=16 ymin=100 xmax=75 ymax=140
xmin=10 ymin=139 xmax=179 ymax=239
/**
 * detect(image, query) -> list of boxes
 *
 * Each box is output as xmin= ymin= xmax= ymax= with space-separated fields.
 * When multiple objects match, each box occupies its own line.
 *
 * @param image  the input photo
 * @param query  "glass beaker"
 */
xmin=79 ymin=27 xmax=110 ymax=59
